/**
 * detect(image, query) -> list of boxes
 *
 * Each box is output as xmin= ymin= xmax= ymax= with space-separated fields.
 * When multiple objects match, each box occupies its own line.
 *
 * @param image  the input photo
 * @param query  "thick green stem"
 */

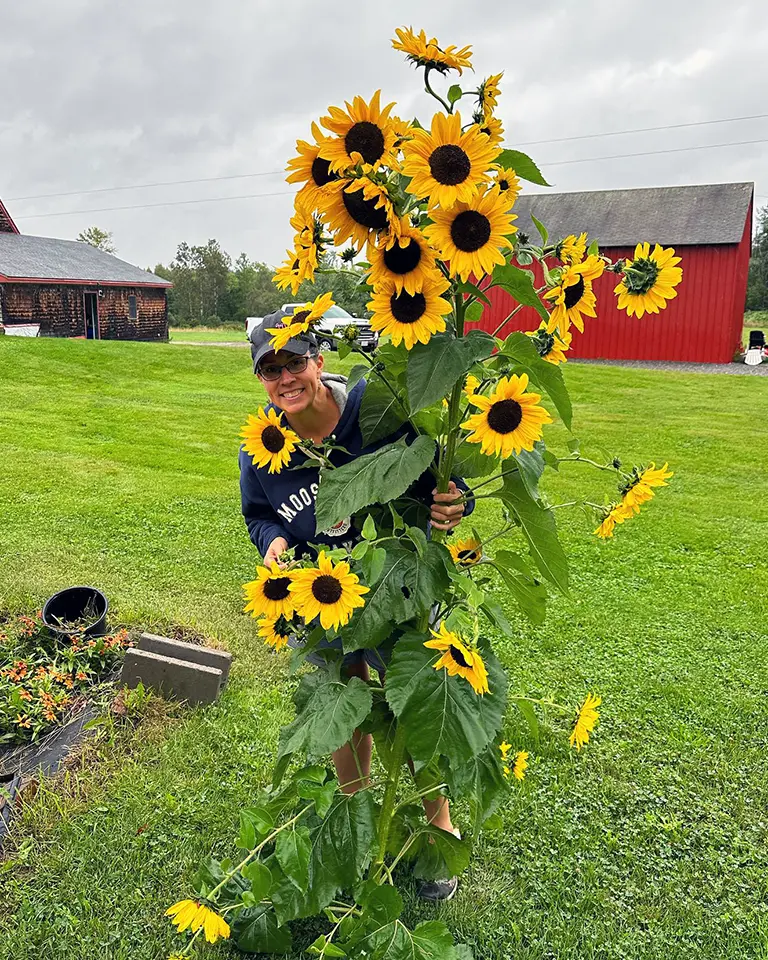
xmin=371 ymin=721 xmax=409 ymax=876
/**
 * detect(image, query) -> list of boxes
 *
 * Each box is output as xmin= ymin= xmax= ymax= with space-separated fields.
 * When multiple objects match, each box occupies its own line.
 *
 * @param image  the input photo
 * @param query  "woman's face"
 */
xmin=258 ymin=350 xmax=325 ymax=416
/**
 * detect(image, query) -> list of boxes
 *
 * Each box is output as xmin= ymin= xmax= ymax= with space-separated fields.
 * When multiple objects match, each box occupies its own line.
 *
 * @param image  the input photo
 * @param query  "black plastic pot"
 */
xmin=42 ymin=586 xmax=109 ymax=638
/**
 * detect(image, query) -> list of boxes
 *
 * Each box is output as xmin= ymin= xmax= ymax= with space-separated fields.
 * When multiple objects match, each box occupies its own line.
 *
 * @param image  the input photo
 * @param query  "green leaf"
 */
xmin=338 ymin=342 xmax=352 ymax=360
xmin=456 ymin=278 xmax=491 ymax=307
xmin=340 ymin=543 xmax=451 ymax=651
xmin=359 ymin=919 xmax=457 ymax=960
xmin=238 ymin=811 xmax=257 ymax=850
xmin=413 ymin=826 xmax=471 ymax=880
xmin=490 ymin=262 xmax=547 ymax=323
xmin=446 ymin=748 xmax=507 ymax=836
xmin=346 ymin=363 xmax=368 ymax=390
xmin=587 ymin=238 xmax=600 ymax=256
xmin=359 ymin=378 xmax=407 ymax=445
xmin=498 ymin=332 xmax=573 ymax=430
xmin=385 ymin=631 xmax=507 ymax=766
xmin=277 ymin=676 xmax=373 ymax=765
xmin=297 ymin=779 xmax=337 ymax=817
xmin=365 ymin=546 xmax=387 ymax=585
xmin=358 ymin=879 xmax=404 ymax=924
xmin=447 ymin=84 xmax=463 ymax=104
xmin=455 ymin=945 xmax=475 ymax=959
xmin=480 ymin=597 xmax=513 ymax=634
xmin=494 ymin=148 xmax=550 ymax=186
xmin=275 ymin=825 xmax=311 ymax=892
xmin=362 ymin=514 xmax=377 ymax=540
xmin=498 ymin=473 xmax=569 ymax=594
xmin=406 ymin=331 xmax=494 ymax=414
xmin=492 ymin=550 xmax=547 ymax=624
xmin=542 ymin=449 xmax=559 ymax=471
xmin=238 ymin=806 xmax=275 ymax=850
xmin=231 ymin=904 xmax=292 ymax=954
xmin=351 ymin=539 xmax=369 ymax=560
xmin=465 ymin=301 xmax=484 ymax=323
xmin=308 ymin=934 xmax=347 ymax=957
xmin=242 ymin=860 xmax=273 ymax=902
xmin=311 ymin=791 xmax=378 ymax=891
xmin=514 ymin=698 xmax=540 ymax=741
xmin=512 ymin=444 xmax=546 ymax=500
xmin=531 ymin=213 xmax=548 ymax=246
xmin=567 ymin=436 xmax=580 ymax=454
xmin=315 ymin=436 xmax=436 ymax=532
xmin=453 ymin=443 xmax=501 ymax=480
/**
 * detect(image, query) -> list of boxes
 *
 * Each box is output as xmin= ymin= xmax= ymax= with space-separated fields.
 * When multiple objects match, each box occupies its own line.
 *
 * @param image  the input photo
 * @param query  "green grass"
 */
xmin=1 ymin=337 xmax=768 ymax=959
xmin=169 ymin=326 xmax=247 ymax=343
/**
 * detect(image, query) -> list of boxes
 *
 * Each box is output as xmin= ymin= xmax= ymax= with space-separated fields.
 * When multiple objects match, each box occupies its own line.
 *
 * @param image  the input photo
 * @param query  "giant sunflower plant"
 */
xmin=166 ymin=27 xmax=680 ymax=958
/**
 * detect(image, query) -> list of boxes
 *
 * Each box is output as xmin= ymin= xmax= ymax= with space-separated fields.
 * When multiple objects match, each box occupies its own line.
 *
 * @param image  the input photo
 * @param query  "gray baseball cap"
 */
xmin=249 ymin=309 xmax=318 ymax=374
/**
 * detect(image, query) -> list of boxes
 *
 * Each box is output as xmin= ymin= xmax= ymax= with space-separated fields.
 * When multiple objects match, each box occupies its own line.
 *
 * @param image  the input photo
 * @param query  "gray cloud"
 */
xmin=2 ymin=0 xmax=766 ymax=269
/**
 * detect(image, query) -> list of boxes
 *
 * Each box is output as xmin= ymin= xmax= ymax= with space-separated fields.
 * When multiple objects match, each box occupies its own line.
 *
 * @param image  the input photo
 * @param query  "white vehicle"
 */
xmin=245 ymin=316 xmax=263 ymax=339
xmin=282 ymin=303 xmax=378 ymax=352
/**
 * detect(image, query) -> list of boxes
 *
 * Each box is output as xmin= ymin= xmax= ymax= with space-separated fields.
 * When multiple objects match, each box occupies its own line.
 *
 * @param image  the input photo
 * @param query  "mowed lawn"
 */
xmin=169 ymin=327 xmax=248 ymax=343
xmin=1 ymin=337 xmax=767 ymax=960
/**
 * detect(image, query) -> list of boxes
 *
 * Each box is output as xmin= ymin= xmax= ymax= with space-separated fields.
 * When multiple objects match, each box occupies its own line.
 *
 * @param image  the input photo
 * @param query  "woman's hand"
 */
xmin=264 ymin=537 xmax=289 ymax=567
xmin=430 ymin=481 xmax=465 ymax=531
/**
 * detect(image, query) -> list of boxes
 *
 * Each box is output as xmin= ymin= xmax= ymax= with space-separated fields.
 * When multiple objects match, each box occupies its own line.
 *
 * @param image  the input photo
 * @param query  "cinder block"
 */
xmin=138 ymin=632 xmax=233 ymax=686
xmin=121 ymin=648 xmax=223 ymax=706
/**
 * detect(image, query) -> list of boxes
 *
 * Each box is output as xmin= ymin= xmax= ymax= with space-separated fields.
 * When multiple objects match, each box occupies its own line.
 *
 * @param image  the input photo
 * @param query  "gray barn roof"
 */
xmin=0 ymin=233 xmax=170 ymax=285
xmin=513 ymin=182 xmax=754 ymax=247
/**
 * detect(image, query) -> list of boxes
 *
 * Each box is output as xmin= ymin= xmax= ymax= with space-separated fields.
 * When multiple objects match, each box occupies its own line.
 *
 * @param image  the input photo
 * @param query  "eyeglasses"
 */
xmin=257 ymin=355 xmax=313 ymax=381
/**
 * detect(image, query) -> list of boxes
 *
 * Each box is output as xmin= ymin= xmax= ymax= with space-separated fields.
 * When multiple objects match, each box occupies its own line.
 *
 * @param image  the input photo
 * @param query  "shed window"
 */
xmin=128 ymin=295 xmax=138 ymax=320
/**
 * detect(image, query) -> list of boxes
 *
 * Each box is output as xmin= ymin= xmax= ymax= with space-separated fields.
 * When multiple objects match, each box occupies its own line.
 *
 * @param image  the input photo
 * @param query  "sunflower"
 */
xmin=286 ymin=121 xmax=340 ymax=207
xmin=615 ymin=243 xmax=683 ymax=318
xmin=527 ymin=322 xmax=572 ymax=365
xmin=290 ymin=551 xmax=369 ymax=630
xmin=478 ymin=72 xmax=503 ymax=121
xmin=510 ymin=750 xmax=528 ymax=781
xmin=273 ymin=246 xmax=316 ymax=294
xmin=425 ymin=186 xmax=516 ymax=282
xmin=493 ymin=165 xmax=521 ymax=202
xmin=267 ymin=291 xmax=335 ymax=349
xmin=499 ymin=740 xmax=512 ymax=762
xmin=319 ymin=91 xmax=399 ymax=173
xmin=391 ymin=27 xmax=473 ymax=75
xmin=366 ymin=220 xmax=439 ymax=295
xmin=463 ymin=373 xmax=481 ymax=398
xmin=165 ymin=901 xmax=230 ymax=944
xmin=257 ymin=615 xmax=293 ymax=652
xmin=448 ymin=535 xmax=482 ymax=567
xmin=243 ymin=562 xmax=296 ymax=619
xmin=367 ymin=274 xmax=452 ymax=350
xmin=461 ymin=373 xmax=552 ymax=458
xmin=544 ymin=255 xmax=605 ymax=336
xmin=240 ymin=408 xmax=300 ymax=474
xmin=557 ymin=232 xmax=588 ymax=265
xmin=593 ymin=501 xmax=633 ymax=539
xmin=621 ymin=462 xmax=673 ymax=514
xmin=424 ymin=623 xmax=489 ymax=695
xmin=569 ymin=693 xmax=601 ymax=750
xmin=318 ymin=177 xmax=396 ymax=248
xmin=401 ymin=112 xmax=497 ymax=209
xmin=475 ymin=113 xmax=504 ymax=148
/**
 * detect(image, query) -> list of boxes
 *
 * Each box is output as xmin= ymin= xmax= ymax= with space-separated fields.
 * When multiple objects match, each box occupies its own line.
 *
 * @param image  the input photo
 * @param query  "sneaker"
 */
xmin=416 ymin=876 xmax=459 ymax=902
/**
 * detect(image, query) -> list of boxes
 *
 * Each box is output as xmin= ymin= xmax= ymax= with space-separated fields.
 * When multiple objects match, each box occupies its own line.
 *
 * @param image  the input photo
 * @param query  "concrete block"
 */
xmin=121 ymin=648 xmax=223 ymax=706
xmin=138 ymin=632 xmax=233 ymax=686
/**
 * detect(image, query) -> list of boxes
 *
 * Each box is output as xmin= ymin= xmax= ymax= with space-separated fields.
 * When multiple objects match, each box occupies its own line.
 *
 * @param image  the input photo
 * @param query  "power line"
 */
xmin=13 ymin=189 xmax=294 ymax=220
xmin=543 ymin=137 xmax=768 ymax=167
xmin=517 ymin=112 xmax=768 ymax=147
xmin=6 ymin=111 xmax=768 ymax=205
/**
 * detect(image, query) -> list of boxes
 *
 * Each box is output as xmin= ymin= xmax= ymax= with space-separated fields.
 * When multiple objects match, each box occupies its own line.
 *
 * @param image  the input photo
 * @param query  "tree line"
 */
xmin=746 ymin=205 xmax=768 ymax=313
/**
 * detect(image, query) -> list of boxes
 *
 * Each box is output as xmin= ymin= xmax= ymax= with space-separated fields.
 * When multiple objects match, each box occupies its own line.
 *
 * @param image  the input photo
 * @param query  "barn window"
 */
xmin=128 ymin=295 xmax=138 ymax=320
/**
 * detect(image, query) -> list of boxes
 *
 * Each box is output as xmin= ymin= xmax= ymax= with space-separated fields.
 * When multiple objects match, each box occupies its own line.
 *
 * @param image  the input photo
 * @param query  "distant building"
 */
xmin=0 ymin=198 xmax=171 ymax=340
xmin=480 ymin=182 xmax=754 ymax=364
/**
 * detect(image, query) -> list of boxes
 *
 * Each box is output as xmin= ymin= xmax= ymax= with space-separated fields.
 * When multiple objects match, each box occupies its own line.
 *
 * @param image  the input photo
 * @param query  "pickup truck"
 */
xmin=245 ymin=305 xmax=378 ymax=352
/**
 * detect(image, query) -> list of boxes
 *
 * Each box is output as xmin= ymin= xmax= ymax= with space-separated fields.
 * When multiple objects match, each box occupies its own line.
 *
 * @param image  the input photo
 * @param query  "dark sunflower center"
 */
xmin=428 ymin=144 xmax=472 ymax=186
xmin=311 ymin=156 xmax=336 ymax=188
xmin=311 ymin=574 xmax=343 ymax=605
xmin=261 ymin=425 xmax=287 ymax=454
xmin=342 ymin=189 xmax=389 ymax=230
xmin=345 ymin=121 xmax=386 ymax=165
xmin=383 ymin=238 xmax=422 ymax=275
xmin=563 ymin=275 xmax=585 ymax=310
xmin=292 ymin=309 xmax=311 ymax=325
xmin=486 ymin=398 xmax=523 ymax=434
xmin=449 ymin=644 xmax=470 ymax=668
xmin=450 ymin=210 xmax=492 ymax=252
xmin=623 ymin=257 xmax=660 ymax=295
xmin=390 ymin=290 xmax=427 ymax=324
xmin=291 ymin=259 xmax=300 ymax=270
xmin=498 ymin=178 xmax=509 ymax=191
xmin=458 ymin=549 xmax=478 ymax=562
xmin=263 ymin=577 xmax=292 ymax=601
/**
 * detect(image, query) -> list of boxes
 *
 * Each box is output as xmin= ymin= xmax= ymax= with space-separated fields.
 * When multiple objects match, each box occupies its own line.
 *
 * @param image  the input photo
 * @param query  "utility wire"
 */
xmin=544 ymin=137 xmax=768 ymax=167
xmin=7 ymin=112 xmax=768 ymax=204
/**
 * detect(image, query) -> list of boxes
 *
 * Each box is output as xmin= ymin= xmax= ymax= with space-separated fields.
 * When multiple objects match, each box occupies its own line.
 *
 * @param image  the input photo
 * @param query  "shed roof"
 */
xmin=513 ymin=182 xmax=754 ymax=247
xmin=0 ymin=233 xmax=171 ymax=286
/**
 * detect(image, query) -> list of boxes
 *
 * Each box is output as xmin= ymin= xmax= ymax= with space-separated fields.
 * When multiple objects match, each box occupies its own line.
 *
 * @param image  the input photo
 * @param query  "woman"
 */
xmin=239 ymin=310 xmax=471 ymax=901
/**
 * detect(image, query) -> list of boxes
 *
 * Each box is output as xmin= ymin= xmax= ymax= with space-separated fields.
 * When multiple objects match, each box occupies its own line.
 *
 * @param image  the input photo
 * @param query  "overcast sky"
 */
xmin=2 ymin=0 xmax=767 ymax=271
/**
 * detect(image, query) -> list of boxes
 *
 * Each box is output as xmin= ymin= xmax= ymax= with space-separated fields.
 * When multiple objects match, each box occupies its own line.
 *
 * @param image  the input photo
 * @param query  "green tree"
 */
xmin=76 ymin=226 xmax=116 ymax=254
xmin=746 ymin=205 xmax=768 ymax=311
xmin=227 ymin=254 xmax=285 ymax=325
xmin=293 ymin=254 xmax=371 ymax=317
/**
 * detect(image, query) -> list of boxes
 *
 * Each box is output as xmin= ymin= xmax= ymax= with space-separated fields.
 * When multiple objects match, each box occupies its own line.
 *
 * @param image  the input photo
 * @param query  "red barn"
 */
xmin=480 ymin=182 xmax=754 ymax=364
xmin=0 ymin=197 xmax=171 ymax=341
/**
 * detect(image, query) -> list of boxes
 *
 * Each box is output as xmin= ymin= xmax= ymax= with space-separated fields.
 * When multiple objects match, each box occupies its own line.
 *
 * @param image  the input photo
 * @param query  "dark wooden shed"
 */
xmin=0 ymin=203 xmax=171 ymax=341
xmin=480 ymin=182 xmax=754 ymax=364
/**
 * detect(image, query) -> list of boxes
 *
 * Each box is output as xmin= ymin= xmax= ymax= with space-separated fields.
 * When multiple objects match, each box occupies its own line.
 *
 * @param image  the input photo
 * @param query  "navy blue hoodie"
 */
xmin=239 ymin=374 xmax=472 ymax=557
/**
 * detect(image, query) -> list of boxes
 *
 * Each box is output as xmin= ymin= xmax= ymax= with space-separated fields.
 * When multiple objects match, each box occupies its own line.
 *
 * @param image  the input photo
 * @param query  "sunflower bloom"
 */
xmin=557 ymin=233 xmax=588 ymax=265
xmin=290 ymin=551 xmax=369 ymax=630
xmin=474 ymin=113 xmax=505 ymax=148
xmin=165 ymin=900 xmax=230 ymax=942
xmin=243 ymin=563 xmax=296 ymax=619
xmin=319 ymin=177 xmax=396 ymax=248
xmin=366 ymin=220 xmax=440 ymax=295
xmin=511 ymin=750 xmax=529 ymax=780
xmin=478 ymin=72 xmax=503 ymax=122
xmin=462 ymin=374 xmax=553 ymax=459
xmin=527 ymin=323 xmax=571 ymax=365
xmin=425 ymin=186 xmax=516 ymax=281
xmin=367 ymin=274 xmax=452 ymax=350
xmin=402 ymin=112 xmax=497 ymax=209
xmin=615 ymin=243 xmax=683 ymax=318
xmin=286 ymin=123 xmax=339 ymax=205
xmin=391 ymin=27 xmax=473 ymax=74
xmin=463 ymin=374 xmax=481 ymax=398
xmin=499 ymin=740 xmax=512 ymax=762
xmin=424 ymin=623 xmax=490 ymax=695
xmin=593 ymin=502 xmax=633 ymax=539
xmin=240 ymin=408 xmax=300 ymax=474
xmin=273 ymin=246 xmax=317 ymax=294
xmin=448 ymin=536 xmax=482 ymax=568
xmin=257 ymin=615 xmax=293 ymax=651
xmin=570 ymin=694 xmax=601 ymax=750
xmin=544 ymin=255 xmax=605 ymax=336
xmin=267 ymin=291 xmax=335 ymax=350
xmin=621 ymin=462 xmax=673 ymax=513
xmin=319 ymin=90 xmax=399 ymax=173
xmin=493 ymin=166 xmax=521 ymax=202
